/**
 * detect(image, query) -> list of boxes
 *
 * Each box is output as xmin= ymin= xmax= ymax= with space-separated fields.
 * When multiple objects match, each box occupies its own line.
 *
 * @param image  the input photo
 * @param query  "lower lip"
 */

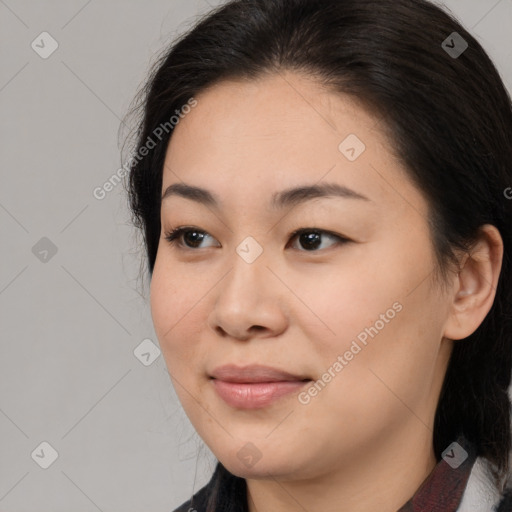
xmin=211 ymin=379 xmax=310 ymax=409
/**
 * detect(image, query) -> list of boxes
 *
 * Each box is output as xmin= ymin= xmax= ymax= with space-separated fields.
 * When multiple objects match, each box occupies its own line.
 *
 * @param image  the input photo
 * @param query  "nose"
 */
xmin=207 ymin=251 xmax=289 ymax=341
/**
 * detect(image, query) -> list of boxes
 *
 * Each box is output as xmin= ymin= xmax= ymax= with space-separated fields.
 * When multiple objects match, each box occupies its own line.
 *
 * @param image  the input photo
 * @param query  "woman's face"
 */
xmin=150 ymin=71 xmax=455 ymax=480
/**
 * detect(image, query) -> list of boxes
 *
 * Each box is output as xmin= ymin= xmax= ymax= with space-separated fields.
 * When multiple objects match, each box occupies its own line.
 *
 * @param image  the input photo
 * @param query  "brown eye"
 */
xmin=164 ymin=226 xmax=349 ymax=252
xmin=164 ymin=227 xmax=220 ymax=249
xmin=288 ymin=229 xmax=349 ymax=251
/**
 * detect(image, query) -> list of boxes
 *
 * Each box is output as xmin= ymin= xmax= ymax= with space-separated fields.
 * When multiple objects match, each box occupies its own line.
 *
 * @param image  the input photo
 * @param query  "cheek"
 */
xmin=299 ymin=245 xmax=444 ymax=403
xmin=294 ymin=262 xmax=397 ymax=357
xmin=150 ymin=262 xmax=201 ymax=371
xmin=312 ymin=277 xmax=445 ymax=428
xmin=150 ymin=267 xmax=213 ymax=423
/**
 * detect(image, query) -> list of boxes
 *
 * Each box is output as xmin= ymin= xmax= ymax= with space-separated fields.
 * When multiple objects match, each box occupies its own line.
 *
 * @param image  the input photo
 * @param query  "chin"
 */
xmin=219 ymin=448 xmax=308 ymax=481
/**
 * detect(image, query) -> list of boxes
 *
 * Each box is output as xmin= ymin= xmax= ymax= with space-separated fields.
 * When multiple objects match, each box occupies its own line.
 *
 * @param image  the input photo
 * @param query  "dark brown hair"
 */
xmin=124 ymin=0 xmax=512 ymax=507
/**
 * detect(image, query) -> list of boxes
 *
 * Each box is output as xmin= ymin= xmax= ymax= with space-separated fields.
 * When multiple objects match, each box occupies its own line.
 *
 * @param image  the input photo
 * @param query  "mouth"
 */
xmin=209 ymin=363 xmax=311 ymax=383
xmin=209 ymin=364 xmax=312 ymax=409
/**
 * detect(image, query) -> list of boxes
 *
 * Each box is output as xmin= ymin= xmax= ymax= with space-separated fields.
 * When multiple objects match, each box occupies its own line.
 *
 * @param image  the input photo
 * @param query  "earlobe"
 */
xmin=442 ymin=224 xmax=504 ymax=341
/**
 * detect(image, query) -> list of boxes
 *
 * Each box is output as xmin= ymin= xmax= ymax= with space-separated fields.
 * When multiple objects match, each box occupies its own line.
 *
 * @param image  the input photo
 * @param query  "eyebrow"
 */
xmin=161 ymin=182 xmax=371 ymax=210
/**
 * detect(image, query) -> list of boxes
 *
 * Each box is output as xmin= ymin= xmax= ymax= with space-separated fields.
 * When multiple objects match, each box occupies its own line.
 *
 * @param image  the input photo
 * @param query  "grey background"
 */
xmin=0 ymin=1 xmax=511 ymax=511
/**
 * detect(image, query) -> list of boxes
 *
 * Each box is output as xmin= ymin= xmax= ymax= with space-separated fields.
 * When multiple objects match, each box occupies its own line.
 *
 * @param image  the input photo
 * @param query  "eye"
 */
xmin=164 ymin=226 xmax=220 ymax=249
xmin=163 ymin=226 xmax=350 ymax=251
xmin=287 ymin=228 xmax=349 ymax=251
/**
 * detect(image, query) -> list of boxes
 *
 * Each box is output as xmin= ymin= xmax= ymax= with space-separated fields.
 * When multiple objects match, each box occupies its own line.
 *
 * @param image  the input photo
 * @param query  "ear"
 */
xmin=443 ymin=224 xmax=504 ymax=341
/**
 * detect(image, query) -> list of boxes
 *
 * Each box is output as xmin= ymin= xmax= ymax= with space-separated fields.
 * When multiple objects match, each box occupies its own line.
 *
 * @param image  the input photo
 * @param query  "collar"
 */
xmin=397 ymin=435 xmax=477 ymax=512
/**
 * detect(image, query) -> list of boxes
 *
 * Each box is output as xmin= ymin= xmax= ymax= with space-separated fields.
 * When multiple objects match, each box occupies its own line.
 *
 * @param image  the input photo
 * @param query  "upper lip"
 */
xmin=210 ymin=364 xmax=311 ymax=383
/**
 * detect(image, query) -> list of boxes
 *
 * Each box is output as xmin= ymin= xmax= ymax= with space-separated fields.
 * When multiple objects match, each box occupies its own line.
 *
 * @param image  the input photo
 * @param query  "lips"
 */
xmin=209 ymin=364 xmax=312 ymax=409
xmin=209 ymin=364 xmax=310 ymax=383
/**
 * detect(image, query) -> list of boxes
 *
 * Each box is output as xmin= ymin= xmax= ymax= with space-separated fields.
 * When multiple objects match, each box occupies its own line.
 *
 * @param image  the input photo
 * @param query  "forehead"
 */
xmin=169 ymin=72 xmax=379 ymax=150
xmin=161 ymin=72 xmax=425 ymax=218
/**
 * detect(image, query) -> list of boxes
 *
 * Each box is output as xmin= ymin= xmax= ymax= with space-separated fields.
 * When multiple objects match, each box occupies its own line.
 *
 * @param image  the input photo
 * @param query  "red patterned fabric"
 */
xmin=397 ymin=436 xmax=476 ymax=512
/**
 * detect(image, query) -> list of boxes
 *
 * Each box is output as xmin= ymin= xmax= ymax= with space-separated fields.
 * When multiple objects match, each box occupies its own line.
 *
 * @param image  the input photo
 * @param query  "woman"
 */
xmin=125 ymin=0 xmax=512 ymax=510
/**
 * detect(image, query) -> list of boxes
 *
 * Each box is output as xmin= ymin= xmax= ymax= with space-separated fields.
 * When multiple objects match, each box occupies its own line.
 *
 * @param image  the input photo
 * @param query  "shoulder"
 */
xmin=496 ymin=489 xmax=512 ymax=512
xmin=170 ymin=462 xmax=247 ymax=512
xmin=171 ymin=482 xmax=210 ymax=512
xmin=458 ymin=456 xmax=512 ymax=512
xmin=496 ymin=461 xmax=512 ymax=512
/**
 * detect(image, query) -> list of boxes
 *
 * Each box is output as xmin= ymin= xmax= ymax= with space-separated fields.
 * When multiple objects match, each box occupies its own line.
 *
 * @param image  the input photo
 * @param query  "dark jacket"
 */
xmin=173 ymin=436 xmax=512 ymax=512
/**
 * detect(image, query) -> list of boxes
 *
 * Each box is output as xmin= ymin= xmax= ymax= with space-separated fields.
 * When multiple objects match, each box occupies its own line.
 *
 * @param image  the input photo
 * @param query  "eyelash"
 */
xmin=163 ymin=226 xmax=350 ymax=252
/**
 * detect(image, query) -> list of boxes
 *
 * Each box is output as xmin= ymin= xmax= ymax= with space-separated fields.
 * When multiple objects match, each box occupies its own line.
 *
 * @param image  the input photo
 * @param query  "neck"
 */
xmin=246 ymin=425 xmax=437 ymax=512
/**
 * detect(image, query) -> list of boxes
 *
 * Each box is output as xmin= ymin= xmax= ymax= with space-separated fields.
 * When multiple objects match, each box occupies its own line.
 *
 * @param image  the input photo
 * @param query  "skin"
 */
xmin=149 ymin=71 xmax=503 ymax=512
